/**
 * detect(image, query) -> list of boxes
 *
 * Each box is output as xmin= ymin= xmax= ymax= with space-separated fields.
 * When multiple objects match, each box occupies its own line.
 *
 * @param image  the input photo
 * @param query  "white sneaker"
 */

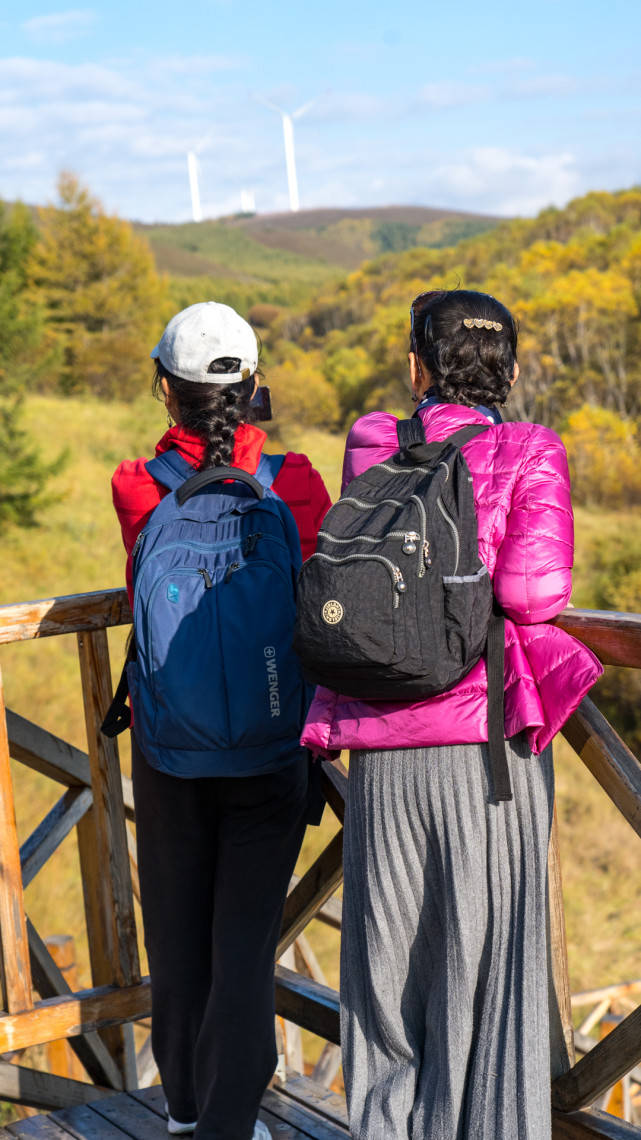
xmin=253 ymin=1122 xmax=271 ymax=1140
xmin=165 ymin=1103 xmax=197 ymax=1135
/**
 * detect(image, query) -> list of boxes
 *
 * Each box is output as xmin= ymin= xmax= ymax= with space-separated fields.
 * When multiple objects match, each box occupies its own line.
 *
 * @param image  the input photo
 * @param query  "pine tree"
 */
xmin=28 ymin=172 xmax=169 ymax=398
xmin=0 ymin=201 xmax=64 ymax=526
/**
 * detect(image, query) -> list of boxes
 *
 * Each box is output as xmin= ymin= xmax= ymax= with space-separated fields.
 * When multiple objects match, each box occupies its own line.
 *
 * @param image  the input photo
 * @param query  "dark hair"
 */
xmin=153 ymin=356 xmax=255 ymax=469
xmin=410 ymin=289 xmax=518 ymax=408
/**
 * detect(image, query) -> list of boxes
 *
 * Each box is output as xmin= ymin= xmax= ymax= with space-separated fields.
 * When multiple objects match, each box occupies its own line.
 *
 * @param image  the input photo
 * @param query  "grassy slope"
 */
xmin=2 ymin=395 xmax=640 ymax=1029
xmin=136 ymin=206 xmax=499 ymax=279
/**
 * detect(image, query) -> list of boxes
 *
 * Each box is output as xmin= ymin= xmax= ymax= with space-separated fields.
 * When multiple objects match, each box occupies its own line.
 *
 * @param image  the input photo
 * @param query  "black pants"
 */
xmin=132 ymin=733 xmax=309 ymax=1140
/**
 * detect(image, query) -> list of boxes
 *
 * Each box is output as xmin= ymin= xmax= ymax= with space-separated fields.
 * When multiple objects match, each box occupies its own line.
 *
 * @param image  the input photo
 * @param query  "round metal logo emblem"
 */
xmin=322 ymin=600 xmax=344 ymax=625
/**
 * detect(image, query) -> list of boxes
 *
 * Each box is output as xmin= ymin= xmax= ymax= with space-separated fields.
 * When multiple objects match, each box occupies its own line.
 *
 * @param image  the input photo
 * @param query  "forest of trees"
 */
xmin=2 ymin=178 xmax=641 ymax=520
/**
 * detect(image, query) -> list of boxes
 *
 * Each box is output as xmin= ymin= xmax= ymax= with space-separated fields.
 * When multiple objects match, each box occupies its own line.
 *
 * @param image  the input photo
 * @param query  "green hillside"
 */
xmin=135 ymin=205 xmax=499 ymax=309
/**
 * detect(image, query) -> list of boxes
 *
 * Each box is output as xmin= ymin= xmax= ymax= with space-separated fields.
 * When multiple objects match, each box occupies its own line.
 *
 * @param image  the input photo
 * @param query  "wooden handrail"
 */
xmin=0 ymin=589 xmax=131 ymax=644
xmin=0 ymin=588 xmax=640 ymax=669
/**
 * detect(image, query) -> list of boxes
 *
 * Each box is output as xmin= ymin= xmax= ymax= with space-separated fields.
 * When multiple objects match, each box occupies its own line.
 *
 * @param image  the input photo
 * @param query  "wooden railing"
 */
xmin=0 ymin=589 xmax=641 ymax=1137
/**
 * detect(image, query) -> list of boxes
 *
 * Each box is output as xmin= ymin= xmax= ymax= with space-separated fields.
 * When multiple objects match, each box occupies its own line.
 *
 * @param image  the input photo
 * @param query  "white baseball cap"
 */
xmin=151 ymin=302 xmax=258 ymax=385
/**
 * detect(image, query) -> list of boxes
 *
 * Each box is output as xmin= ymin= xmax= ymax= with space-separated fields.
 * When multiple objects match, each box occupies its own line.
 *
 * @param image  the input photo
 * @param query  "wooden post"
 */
xmin=76 ymin=630 xmax=139 ymax=1088
xmin=548 ymin=799 xmax=575 ymax=1079
xmin=45 ymin=937 xmax=86 ymax=1081
xmin=0 ymin=667 xmax=33 ymax=1014
xmin=599 ymin=1016 xmax=632 ymax=1122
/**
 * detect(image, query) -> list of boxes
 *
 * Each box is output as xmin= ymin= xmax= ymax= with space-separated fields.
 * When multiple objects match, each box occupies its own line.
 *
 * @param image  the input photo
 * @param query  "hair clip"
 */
xmin=463 ymin=318 xmax=503 ymax=332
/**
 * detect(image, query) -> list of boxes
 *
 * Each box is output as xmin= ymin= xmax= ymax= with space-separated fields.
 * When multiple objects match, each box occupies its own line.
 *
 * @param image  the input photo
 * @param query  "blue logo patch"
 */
xmin=167 ymin=583 xmax=180 ymax=603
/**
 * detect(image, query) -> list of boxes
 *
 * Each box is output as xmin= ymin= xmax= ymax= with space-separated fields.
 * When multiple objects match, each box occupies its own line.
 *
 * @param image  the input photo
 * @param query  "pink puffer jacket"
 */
xmin=301 ymin=402 xmax=603 ymax=757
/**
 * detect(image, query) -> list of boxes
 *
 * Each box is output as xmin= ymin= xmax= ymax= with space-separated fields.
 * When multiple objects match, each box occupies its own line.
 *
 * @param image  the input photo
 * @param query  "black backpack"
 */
xmin=293 ymin=418 xmax=511 ymax=801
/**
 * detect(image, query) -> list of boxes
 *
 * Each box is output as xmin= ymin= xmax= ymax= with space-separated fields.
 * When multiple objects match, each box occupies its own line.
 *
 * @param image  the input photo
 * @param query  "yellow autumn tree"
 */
xmin=561 ymin=404 xmax=641 ymax=507
xmin=28 ymin=172 xmax=170 ymax=398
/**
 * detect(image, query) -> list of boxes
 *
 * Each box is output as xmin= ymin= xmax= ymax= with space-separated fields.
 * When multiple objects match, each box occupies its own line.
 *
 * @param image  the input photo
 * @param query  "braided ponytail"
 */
xmin=153 ymin=358 xmax=254 ymax=470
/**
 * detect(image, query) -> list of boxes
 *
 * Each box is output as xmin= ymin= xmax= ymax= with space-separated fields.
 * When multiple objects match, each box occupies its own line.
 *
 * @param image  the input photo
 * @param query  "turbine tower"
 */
xmin=186 ymin=137 xmax=211 ymax=222
xmin=186 ymin=151 xmax=202 ymax=223
xmin=258 ymin=97 xmax=316 ymax=212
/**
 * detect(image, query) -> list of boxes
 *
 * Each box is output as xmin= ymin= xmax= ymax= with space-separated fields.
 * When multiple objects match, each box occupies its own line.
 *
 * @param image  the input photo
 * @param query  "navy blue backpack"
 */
xmin=104 ymin=451 xmax=309 ymax=778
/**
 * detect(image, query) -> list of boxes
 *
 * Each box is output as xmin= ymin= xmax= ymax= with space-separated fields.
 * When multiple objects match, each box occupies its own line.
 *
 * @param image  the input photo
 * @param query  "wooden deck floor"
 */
xmin=0 ymin=1080 xmax=349 ymax=1140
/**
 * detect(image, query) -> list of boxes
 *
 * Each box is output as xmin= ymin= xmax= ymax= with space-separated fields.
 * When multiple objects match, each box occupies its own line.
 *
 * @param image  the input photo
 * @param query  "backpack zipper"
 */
xmin=436 ymin=496 xmax=460 ymax=575
xmin=337 ymin=496 xmax=404 ymax=510
xmin=318 ymin=529 xmax=426 ymax=578
xmin=309 ymin=551 xmax=406 ymax=608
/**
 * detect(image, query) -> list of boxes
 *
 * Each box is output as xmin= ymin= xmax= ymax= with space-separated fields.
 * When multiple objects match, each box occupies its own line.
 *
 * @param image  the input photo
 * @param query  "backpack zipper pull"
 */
xmin=199 ymin=568 xmax=213 ymax=589
xmin=394 ymin=567 xmax=407 ymax=594
xmin=225 ymin=562 xmax=240 ymax=583
xmin=243 ymin=532 xmax=262 ymax=556
xmin=402 ymin=531 xmax=420 ymax=554
xmin=423 ymin=540 xmax=432 ymax=568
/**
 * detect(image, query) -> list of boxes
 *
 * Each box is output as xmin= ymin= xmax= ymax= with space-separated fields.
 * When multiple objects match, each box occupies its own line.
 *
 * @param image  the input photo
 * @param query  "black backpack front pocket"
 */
xmin=295 ymin=552 xmax=407 ymax=671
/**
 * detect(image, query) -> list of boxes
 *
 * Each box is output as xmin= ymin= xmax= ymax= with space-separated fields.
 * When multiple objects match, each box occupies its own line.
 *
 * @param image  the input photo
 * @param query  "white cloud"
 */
xmin=426 ymin=148 xmax=581 ymax=216
xmin=507 ymin=74 xmax=579 ymax=98
xmin=22 ymin=9 xmax=97 ymax=44
xmin=417 ymin=82 xmax=490 ymax=109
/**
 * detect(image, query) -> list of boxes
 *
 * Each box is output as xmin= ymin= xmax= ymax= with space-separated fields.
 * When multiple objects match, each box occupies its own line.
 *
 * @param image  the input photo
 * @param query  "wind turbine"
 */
xmin=258 ymin=97 xmax=317 ymax=212
xmin=186 ymin=136 xmax=212 ymax=223
xmin=186 ymin=152 xmax=202 ymax=222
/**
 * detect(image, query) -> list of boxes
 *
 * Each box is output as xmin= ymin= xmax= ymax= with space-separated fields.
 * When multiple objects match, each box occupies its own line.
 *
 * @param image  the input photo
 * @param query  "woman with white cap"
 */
xmin=111 ymin=302 xmax=331 ymax=1140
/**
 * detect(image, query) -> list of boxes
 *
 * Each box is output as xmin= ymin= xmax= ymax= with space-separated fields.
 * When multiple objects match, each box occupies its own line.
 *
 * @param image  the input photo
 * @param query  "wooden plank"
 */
xmin=128 ymin=1087 xmax=166 ymax=1118
xmin=6 ymin=1117 xmax=75 ymax=1140
xmin=0 ymin=978 xmax=151 ymax=1053
xmin=76 ymin=630 xmax=139 ymax=1086
xmin=28 ymin=920 xmax=123 ymax=1091
xmin=6 ymin=712 xmax=90 ymax=788
xmin=320 ymin=761 xmax=347 ymax=825
xmin=280 ymin=1075 xmax=348 ymax=1128
xmin=6 ymin=713 xmax=134 ymax=822
xmin=256 ymin=1108 xmax=302 ymax=1139
xmin=76 ymin=631 xmax=139 ymax=988
xmin=573 ymin=982 xmax=641 ymax=1007
xmin=90 ymin=1093 xmax=170 ymax=1140
xmin=51 ymin=1105 xmax=132 ymax=1140
xmin=0 ymin=670 xmax=33 ymax=1013
xmin=134 ymin=1035 xmax=156 ymax=1089
xmin=548 ymin=800 xmax=575 ymax=1078
xmin=554 ymin=610 xmax=641 ymax=669
xmin=289 ymin=877 xmax=342 ymax=931
xmin=562 ymin=699 xmax=641 ymax=839
xmin=21 ymin=790 xmax=92 ymax=889
xmin=0 ymin=1062 xmax=111 ymax=1112
xmin=0 ymin=591 xmax=131 ymax=645
xmin=552 ymin=1003 xmax=641 ymax=1112
xmin=552 ymin=1107 xmax=641 ymax=1138
xmin=262 ymin=1087 xmax=348 ymax=1138
xmin=44 ymin=938 xmax=86 ymax=1084
xmin=275 ymin=966 xmax=340 ymax=1046
xmin=278 ymin=830 xmax=344 ymax=958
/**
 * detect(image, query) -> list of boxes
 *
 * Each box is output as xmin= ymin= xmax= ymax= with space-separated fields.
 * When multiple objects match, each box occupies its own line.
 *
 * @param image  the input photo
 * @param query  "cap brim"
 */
xmin=150 ymin=343 xmax=160 ymax=360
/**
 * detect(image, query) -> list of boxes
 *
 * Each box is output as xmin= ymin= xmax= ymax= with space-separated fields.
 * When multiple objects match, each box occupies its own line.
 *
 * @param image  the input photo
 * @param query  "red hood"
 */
xmin=155 ymin=422 xmax=268 ymax=474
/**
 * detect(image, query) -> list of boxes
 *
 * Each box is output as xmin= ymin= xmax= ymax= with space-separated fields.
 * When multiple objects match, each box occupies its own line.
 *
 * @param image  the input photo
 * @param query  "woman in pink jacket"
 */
xmin=302 ymin=289 xmax=601 ymax=1140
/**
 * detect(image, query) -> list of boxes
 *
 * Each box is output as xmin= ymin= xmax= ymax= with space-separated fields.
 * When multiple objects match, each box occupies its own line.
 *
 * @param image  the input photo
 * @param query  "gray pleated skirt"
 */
xmin=341 ymin=734 xmax=554 ymax=1140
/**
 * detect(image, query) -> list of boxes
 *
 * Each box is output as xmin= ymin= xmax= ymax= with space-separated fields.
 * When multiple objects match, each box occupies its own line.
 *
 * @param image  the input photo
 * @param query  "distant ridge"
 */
xmin=136 ymin=204 xmax=500 ymax=277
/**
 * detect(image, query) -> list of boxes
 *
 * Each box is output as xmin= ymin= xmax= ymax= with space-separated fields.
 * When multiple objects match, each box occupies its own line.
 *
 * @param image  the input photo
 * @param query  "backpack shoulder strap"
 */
xmin=255 ymin=453 xmax=285 ymax=490
xmin=446 ymin=425 xmax=491 ymax=448
xmin=145 ymin=450 xmax=196 ymax=491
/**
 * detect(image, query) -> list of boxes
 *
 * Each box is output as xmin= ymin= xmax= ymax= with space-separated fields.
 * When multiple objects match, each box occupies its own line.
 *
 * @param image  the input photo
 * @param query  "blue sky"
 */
xmin=1 ymin=0 xmax=640 ymax=222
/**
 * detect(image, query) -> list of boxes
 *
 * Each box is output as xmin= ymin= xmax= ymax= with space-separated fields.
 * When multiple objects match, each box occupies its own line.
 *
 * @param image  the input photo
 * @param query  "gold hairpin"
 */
xmin=463 ymin=318 xmax=503 ymax=332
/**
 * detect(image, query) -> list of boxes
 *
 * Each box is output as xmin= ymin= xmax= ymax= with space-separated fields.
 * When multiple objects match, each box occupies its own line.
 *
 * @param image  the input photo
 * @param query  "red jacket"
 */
xmin=112 ymin=422 xmax=331 ymax=604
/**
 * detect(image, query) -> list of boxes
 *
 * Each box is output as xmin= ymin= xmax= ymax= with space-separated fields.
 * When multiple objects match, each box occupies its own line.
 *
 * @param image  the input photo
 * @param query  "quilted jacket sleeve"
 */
xmin=493 ymin=425 xmax=573 ymax=624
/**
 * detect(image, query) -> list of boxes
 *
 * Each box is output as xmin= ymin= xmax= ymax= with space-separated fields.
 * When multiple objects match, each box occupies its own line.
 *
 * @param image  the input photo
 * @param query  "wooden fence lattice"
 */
xmin=0 ymin=589 xmax=640 ymax=1137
